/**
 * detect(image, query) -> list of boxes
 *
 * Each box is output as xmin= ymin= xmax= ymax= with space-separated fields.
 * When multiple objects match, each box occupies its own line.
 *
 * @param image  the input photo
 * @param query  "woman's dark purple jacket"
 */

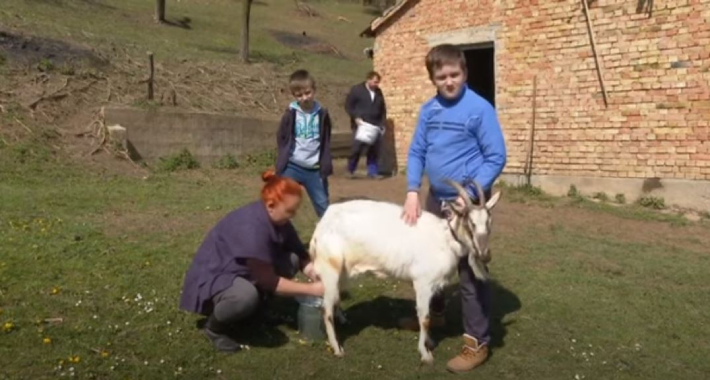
xmin=179 ymin=201 xmax=308 ymax=315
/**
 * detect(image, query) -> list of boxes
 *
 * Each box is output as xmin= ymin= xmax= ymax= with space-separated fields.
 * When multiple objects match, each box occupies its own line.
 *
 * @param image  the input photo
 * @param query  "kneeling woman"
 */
xmin=179 ymin=170 xmax=324 ymax=351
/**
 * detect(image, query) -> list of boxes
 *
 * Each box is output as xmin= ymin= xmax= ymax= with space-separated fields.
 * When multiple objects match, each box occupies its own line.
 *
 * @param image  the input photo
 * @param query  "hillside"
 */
xmin=0 ymin=0 xmax=378 ymax=161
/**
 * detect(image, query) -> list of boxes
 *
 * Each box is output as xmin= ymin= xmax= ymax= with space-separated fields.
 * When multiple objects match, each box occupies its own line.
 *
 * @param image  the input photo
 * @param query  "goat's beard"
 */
xmin=467 ymin=251 xmax=489 ymax=281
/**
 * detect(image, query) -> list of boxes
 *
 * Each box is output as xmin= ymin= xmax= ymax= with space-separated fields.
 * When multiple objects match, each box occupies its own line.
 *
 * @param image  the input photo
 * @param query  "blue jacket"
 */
xmin=407 ymin=85 xmax=507 ymax=201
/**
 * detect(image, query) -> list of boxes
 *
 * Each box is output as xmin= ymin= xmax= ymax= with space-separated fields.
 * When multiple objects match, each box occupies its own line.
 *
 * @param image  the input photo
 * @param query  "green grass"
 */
xmin=1 ymin=142 xmax=709 ymax=379
xmin=0 ymin=0 xmax=374 ymax=83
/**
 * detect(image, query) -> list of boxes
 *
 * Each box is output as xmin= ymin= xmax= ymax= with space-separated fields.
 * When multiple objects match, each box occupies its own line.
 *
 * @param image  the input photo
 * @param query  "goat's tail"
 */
xmin=308 ymin=235 xmax=318 ymax=261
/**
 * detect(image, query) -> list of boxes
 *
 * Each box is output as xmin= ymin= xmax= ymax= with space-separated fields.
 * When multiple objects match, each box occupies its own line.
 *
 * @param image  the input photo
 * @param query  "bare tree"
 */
xmin=240 ymin=0 xmax=253 ymax=63
xmin=155 ymin=0 xmax=166 ymax=23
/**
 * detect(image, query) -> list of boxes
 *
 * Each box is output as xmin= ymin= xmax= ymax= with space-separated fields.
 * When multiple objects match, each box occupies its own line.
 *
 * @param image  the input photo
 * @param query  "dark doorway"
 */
xmin=463 ymin=43 xmax=496 ymax=107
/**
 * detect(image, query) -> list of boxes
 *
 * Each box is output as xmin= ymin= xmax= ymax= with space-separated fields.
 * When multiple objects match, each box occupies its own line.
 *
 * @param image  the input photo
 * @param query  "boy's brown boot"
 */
xmin=397 ymin=311 xmax=446 ymax=331
xmin=446 ymin=334 xmax=489 ymax=373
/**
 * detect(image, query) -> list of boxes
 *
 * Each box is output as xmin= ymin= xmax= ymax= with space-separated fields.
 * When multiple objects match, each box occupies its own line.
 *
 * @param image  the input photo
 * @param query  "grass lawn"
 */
xmin=0 ymin=0 xmax=374 ymax=83
xmin=1 ymin=144 xmax=709 ymax=380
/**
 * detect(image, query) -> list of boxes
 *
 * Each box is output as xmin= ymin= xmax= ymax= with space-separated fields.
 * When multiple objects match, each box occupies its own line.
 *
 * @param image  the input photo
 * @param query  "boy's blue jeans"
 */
xmin=281 ymin=162 xmax=329 ymax=217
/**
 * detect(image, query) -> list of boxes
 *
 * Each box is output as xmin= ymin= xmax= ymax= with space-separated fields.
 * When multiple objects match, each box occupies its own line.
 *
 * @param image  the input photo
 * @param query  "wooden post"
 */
xmin=240 ymin=0 xmax=253 ymax=63
xmin=148 ymin=52 xmax=154 ymax=100
xmin=155 ymin=0 xmax=166 ymax=23
xmin=525 ymin=75 xmax=538 ymax=186
xmin=582 ymin=0 xmax=609 ymax=108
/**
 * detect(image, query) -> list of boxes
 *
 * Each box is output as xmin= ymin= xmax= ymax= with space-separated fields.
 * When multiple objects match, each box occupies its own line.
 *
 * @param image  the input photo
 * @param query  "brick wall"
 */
xmin=372 ymin=0 xmax=710 ymax=180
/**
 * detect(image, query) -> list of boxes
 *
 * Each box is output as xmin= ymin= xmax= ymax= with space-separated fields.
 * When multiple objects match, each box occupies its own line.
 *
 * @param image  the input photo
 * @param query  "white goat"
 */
xmin=308 ymin=180 xmax=500 ymax=364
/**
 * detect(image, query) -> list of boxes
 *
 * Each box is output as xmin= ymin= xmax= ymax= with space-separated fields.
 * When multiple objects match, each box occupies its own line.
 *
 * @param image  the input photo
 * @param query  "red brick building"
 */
xmin=361 ymin=0 xmax=710 ymax=211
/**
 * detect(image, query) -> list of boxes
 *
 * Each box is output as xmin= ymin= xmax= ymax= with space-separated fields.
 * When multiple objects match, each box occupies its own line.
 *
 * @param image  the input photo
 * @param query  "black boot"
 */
xmin=203 ymin=315 xmax=242 ymax=352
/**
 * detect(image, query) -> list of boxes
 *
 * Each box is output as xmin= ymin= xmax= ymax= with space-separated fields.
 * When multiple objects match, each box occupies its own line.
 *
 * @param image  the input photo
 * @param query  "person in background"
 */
xmin=179 ymin=170 xmax=324 ymax=352
xmin=345 ymin=71 xmax=387 ymax=178
xmin=275 ymin=69 xmax=333 ymax=218
xmin=400 ymin=44 xmax=507 ymax=373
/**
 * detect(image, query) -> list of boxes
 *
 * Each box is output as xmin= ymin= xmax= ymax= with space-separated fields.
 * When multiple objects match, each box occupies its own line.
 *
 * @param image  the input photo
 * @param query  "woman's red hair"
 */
xmin=261 ymin=169 xmax=302 ymax=204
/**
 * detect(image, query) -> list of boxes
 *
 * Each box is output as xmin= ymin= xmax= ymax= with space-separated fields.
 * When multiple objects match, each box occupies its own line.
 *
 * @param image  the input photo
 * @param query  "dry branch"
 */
xmin=26 ymin=77 xmax=70 ymax=109
xmin=14 ymin=117 xmax=32 ymax=134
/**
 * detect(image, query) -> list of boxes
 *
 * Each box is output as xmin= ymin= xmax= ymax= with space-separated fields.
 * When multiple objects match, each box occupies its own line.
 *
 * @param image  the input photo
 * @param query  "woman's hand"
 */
xmin=401 ymin=191 xmax=421 ymax=226
xmin=309 ymin=281 xmax=325 ymax=297
xmin=302 ymin=262 xmax=319 ymax=282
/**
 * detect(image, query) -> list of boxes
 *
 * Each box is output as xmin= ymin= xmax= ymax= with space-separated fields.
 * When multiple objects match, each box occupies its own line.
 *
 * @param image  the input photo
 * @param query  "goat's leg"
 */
xmin=413 ymin=280 xmax=435 ymax=364
xmin=320 ymin=268 xmax=344 ymax=357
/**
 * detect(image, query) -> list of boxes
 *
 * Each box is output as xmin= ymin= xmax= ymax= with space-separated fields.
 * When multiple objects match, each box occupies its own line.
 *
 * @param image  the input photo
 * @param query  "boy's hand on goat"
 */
xmin=401 ymin=192 xmax=421 ymax=225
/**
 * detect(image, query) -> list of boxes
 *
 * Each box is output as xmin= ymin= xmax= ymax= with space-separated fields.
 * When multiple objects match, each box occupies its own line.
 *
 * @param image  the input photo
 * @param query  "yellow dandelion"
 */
xmin=43 ymin=337 xmax=52 ymax=345
xmin=100 ymin=350 xmax=110 ymax=358
xmin=51 ymin=287 xmax=61 ymax=295
xmin=68 ymin=355 xmax=81 ymax=364
xmin=3 ymin=321 xmax=14 ymax=332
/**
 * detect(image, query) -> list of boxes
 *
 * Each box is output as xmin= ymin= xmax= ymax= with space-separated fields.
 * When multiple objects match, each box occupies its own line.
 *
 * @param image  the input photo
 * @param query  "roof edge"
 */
xmin=359 ymin=0 xmax=414 ymax=38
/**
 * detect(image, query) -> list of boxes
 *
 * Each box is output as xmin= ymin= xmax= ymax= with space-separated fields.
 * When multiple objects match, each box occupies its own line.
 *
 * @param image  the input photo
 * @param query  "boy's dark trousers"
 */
xmin=425 ymin=191 xmax=492 ymax=345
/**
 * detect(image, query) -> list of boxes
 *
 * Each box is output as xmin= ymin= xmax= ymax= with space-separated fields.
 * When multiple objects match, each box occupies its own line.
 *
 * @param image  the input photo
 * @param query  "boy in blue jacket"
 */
xmin=400 ymin=44 xmax=507 ymax=373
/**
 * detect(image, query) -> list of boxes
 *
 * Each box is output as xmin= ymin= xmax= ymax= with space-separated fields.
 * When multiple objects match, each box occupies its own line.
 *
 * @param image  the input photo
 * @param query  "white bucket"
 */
xmin=354 ymin=120 xmax=383 ymax=145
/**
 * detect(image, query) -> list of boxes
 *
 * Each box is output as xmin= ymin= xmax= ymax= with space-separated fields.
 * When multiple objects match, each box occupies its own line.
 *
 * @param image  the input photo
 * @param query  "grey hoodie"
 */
xmin=288 ymin=100 xmax=321 ymax=169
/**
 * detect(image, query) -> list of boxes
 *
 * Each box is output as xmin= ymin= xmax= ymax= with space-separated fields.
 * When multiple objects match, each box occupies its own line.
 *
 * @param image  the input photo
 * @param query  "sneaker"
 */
xmin=203 ymin=326 xmax=243 ymax=352
xmin=397 ymin=311 xmax=446 ymax=331
xmin=445 ymin=334 xmax=489 ymax=373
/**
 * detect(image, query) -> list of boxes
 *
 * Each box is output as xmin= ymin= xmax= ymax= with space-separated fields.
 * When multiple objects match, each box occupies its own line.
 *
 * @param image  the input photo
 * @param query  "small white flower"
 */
xmin=125 ymin=321 xmax=130 ymax=326
xmin=571 ymin=339 xmax=577 ymax=343
xmin=216 ymin=369 xmax=222 ymax=374
xmin=144 ymin=361 xmax=149 ymax=365
xmin=69 ymin=367 xmax=74 ymax=372
xmin=575 ymin=374 xmax=581 ymax=380
xmin=92 ymin=315 xmax=98 ymax=319
xmin=110 ymin=366 xmax=115 ymax=371
xmin=167 ymin=321 xmax=172 ymax=326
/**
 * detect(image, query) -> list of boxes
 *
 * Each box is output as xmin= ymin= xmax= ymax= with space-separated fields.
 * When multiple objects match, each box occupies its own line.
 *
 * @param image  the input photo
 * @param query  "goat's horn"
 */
xmin=445 ymin=179 xmax=473 ymax=209
xmin=472 ymin=180 xmax=486 ymax=208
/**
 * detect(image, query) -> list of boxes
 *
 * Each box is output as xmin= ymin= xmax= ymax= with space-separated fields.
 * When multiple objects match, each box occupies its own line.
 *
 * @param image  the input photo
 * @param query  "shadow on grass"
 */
xmin=194 ymin=297 xmax=301 ymax=349
xmin=337 ymin=280 xmax=521 ymax=351
xmin=162 ymin=17 xmax=193 ymax=30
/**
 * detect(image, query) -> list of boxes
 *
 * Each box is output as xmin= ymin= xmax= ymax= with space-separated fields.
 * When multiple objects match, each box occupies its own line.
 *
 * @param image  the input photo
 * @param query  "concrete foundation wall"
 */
xmin=500 ymin=173 xmax=710 ymax=212
xmin=104 ymin=107 xmax=279 ymax=163
xmin=102 ymin=107 xmax=394 ymax=173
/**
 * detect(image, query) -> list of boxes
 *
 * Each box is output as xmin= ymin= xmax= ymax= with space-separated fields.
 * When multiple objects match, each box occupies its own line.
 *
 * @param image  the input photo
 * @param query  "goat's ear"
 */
xmin=486 ymin=191 xmax=501 ymax=210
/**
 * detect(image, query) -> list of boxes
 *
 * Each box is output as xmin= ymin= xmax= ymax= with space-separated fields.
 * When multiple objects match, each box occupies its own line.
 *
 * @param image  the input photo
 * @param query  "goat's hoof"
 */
xmin=334 ymin=347 xmax=345 ymax=357
xmin=422 ymin=351 xmax=434 ymax=365
xmin=420 ymin=352 xmax=434 ymax=365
